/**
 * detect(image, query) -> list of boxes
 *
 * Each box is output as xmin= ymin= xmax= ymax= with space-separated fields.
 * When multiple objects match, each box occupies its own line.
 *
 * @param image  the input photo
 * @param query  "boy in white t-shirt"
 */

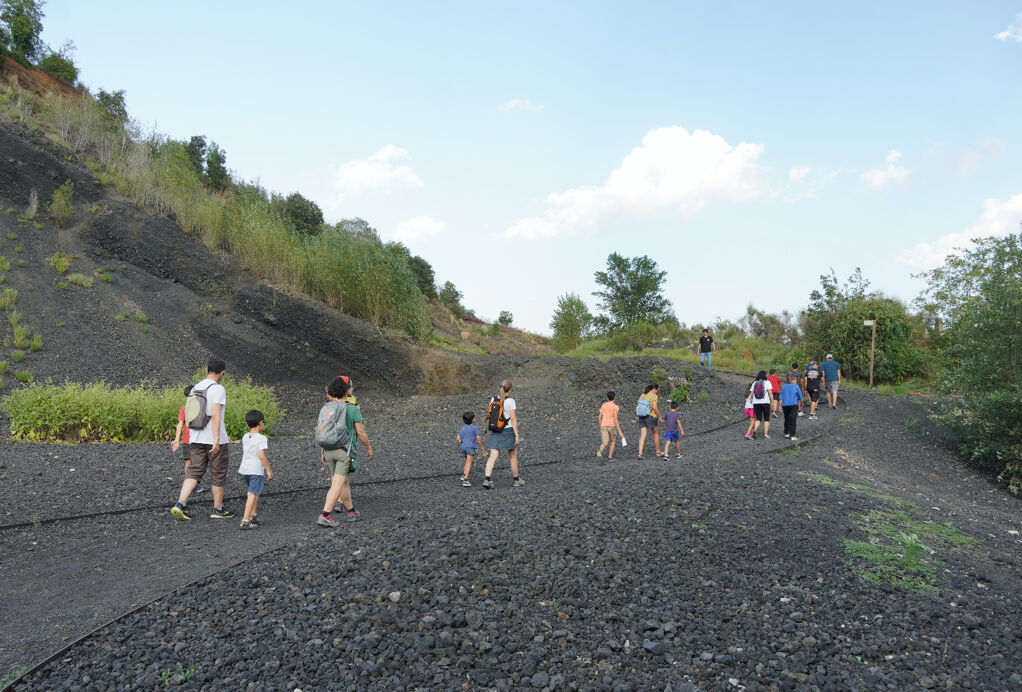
xmin=238 ymin=409 xmax=273 ymax=530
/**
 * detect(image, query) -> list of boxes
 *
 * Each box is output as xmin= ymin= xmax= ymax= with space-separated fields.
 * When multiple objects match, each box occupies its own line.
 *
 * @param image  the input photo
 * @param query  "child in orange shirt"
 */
xmin=597 ymin=391 xmax=624 ymax=460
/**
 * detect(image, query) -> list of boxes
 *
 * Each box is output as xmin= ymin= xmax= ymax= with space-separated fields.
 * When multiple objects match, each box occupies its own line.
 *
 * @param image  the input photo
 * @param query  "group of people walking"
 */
xmin=744 ymin=354 xmax=842 ymax=440
xmin=166 ymin=351 xmax=843 ymax=529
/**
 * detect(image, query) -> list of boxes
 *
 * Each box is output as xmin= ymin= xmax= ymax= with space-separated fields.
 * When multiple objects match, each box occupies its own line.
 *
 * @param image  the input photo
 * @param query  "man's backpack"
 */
xmin=636 ymin=394 xmax=652 ymax=417
xmin=487 ymin=397 xmax=508 ymax=433
xmin=184 ymin=385 xmax=211 ymax=431
xmin=315 ymin=401 xmax=350 ymax=450
xmin=753 ymin=380 xmax=766 ymax=399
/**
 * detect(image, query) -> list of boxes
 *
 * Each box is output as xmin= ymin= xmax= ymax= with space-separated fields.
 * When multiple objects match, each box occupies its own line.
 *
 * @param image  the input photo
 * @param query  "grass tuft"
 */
xmin=46 ymin=252 xmax=74 ymax=275
xmin=0 ymin=289 xmax=16 ymax=310
xmin=66 ymin=273 xmax=93 ymax=289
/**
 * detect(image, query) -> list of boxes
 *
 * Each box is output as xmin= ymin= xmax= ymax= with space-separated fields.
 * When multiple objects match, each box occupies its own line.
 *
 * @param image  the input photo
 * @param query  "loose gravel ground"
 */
xmin=4 ymin=362 xmax=1021 ymax=691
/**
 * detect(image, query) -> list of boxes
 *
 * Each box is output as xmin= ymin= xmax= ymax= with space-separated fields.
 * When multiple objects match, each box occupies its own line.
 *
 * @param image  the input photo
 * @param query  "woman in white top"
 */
xmin=483 ymin=380 xmax=524 ymax=489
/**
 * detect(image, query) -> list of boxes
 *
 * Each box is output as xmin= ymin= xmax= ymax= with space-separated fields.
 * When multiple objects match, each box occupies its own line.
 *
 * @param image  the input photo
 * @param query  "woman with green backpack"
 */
xmin=635 ymin=383 xmax=661 ymax=459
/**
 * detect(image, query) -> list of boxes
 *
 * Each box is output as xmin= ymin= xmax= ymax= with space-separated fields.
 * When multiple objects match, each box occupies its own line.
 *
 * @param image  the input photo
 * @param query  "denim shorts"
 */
xmin=665 ymin=431 xmax=679 ymax=442
xmin=242 ymin=473 xmax=265 ymax=495
xmin=639 ymin=415 xmax=658 ymax=430
xmin=461 ymin=446 xmax=478 ymax=457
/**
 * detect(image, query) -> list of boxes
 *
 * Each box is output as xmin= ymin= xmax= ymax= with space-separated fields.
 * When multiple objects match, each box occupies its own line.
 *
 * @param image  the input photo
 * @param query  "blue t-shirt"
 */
xmin=459 ymin=424 xmax=480 ymax=449
xmin=780 ymin=382 xmax=803 ymax=407
xmin=662 ymin=410 xmax=681 ymax=432
xmin=820 ymin=360 xmax=841 ymax=382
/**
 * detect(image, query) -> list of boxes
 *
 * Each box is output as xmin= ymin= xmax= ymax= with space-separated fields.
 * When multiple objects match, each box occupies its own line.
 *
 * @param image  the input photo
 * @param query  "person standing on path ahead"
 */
xmin=483 ymin=380 xmax=524 ymax=489
xmin=698 ymin=329 xmax=715 ymax=370
xmin=821 ymin=354 xmax=842 ymax=409
xmin=171 ymin=358 xmax=233 ymax=520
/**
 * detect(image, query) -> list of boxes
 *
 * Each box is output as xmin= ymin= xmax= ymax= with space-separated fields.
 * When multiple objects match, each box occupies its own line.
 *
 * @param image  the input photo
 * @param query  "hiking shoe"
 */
xmin=676 ymin=454 xmax=683 ymax=459
xmin=347 ymin=509 xmax=360 ymax=522
xmin=195 ymin=485 xmax=206 ymax=494
xmin=170 ymin=503 xmax=190 ymax=521
xmin=797 ymin=411 xmax=804 ymax=417
xmin=512 ymin=479 xmax=525 ymax=487
xmin=482 ymin=480 xmax=494 ymax=490
xmin=317 ymin=513 xmax=339 ymax=528
xmin=790 ymin=436 xmax=799 ymax=442
xmin=210 ymin=506 xmax=235 ymax=519
xmin=239 ymin=520 xmax=259 ymax=530
xmin=462 ymin=477 xmax=472 ymax=487
xmin=784 ymin=433 xmax=790 ymax=438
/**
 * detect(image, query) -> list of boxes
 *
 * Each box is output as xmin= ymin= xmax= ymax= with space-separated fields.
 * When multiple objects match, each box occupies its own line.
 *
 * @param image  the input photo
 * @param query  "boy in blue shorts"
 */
xmin=458 ymin=412 xmax=487 ymax=487
xmin=660 ymin=401 xmax=686 ymax=459
xmin=238 ymin=409 xmax=273 ymax=530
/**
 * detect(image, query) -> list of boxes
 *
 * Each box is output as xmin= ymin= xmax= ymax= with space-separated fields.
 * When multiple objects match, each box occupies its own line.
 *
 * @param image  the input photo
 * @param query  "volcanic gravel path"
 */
xmin=3 ymin=365 xmax=1021 ymax=690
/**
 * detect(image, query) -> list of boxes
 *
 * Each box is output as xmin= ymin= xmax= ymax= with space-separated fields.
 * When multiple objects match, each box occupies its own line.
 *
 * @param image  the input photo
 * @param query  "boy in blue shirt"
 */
xmin=780 ymin=373 xmax=804 ymax=441
xmin=458 ymin=412 xmax=487 ymax=487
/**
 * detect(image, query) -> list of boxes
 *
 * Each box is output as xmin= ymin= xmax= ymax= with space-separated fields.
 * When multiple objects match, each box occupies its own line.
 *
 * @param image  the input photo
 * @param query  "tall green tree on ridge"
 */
xmin=592 ymin=252 xmax=674 ymax=331
xmin=0 ymin=0 xmax=44 ymax=64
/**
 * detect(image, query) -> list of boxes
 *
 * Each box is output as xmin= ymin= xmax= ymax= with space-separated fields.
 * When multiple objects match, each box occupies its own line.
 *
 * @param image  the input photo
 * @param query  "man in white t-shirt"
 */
xmin=171 ymin=358 xmax=234 ymax=520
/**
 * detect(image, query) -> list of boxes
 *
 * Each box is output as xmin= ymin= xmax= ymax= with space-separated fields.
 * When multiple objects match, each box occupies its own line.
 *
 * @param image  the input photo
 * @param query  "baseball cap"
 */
xmin=825 ymin=354 xmax=833 ymax=359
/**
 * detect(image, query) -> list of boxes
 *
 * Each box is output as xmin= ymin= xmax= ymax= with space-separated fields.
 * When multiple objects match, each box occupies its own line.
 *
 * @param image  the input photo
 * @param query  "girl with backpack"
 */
xmin=482 ymin=380 xmax=524 ymax=489
xmin=745 ymin=370 xmax=773 ymax=440
xmin=636 ymin=383 xmax=661 ymax=459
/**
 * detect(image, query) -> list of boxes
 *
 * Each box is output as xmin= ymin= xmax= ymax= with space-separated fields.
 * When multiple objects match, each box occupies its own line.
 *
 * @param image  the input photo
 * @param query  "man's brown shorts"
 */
xmin=187 ymin=443 xmax=229 ymax=487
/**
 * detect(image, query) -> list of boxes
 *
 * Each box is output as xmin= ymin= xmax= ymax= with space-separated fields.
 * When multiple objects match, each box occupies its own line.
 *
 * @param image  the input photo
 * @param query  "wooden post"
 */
xmin=864 ymin=319 xmax=877 ymax=388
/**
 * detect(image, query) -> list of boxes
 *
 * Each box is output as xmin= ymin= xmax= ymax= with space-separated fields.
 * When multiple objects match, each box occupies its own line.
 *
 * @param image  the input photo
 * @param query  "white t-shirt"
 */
xmin=238 ymin=432 xmax=268 ymax=475
xmin=190 ymin=378 xmax=229 ymax=445
xmin=751 ymin=379 xmax=773 ymax=404
xmin=502 ymin=397 xmax=517 ymax=420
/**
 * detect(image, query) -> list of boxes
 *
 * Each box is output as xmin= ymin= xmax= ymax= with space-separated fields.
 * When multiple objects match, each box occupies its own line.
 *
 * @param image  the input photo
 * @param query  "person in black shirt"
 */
xmin=697 ymin=329 xmax=715 ymax=371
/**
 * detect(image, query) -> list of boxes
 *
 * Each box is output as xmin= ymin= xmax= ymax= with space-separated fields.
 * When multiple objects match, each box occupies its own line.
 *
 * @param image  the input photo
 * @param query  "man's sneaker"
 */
xmin=810 ymin=415 xmax=817 ymax=420
xmin=784 ymin=433 xmax=790 ymax=438
xmin=482 ymin=480 xmax=494 ymax=490
xmin=317 ymin=513 xmax=339 ymax=528
xmin=764 ymin=434 xmax=771 ymax=439
xmin=461 ymin=477 xmax=472 ymax=487
xmin=512 ymin=478 xmax=525 ymax=487
xmin=346 ymin=509 xmax=360 ymax=522
xmin=239 ymin=520 xmax=259 ymax=530
xmin=790 ymin=436 xmax=799 ymax=442
xmin=797 ymin=411 xmax=804 ymax=417
xmin=195 ymin=485 xmax=206 ymax=494
xmin=210 ymin=506 xmax=235 ymax=519
xmin=676 ymin=454 xmax=683 ymax=459
xmin=170 ymin=503 xmax=191 ymax=521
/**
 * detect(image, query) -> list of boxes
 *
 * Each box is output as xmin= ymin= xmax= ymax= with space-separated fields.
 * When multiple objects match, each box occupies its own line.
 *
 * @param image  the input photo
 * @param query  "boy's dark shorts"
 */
xmin=772 ymin=392 xmax=780 ymax=401
xmin=461 ymin=447 xmax=478 ymax=457
xmin=807 ymin=389 xmax=820 ymax=402
xmin=187 ymin=443 xmax=229 ymax=487
xmin=179 ymin=443 xmax=191 ymax=461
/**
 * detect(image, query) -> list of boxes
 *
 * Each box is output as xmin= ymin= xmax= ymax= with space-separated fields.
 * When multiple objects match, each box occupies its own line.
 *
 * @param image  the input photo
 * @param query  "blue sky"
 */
xmin=41 ymin=2 xmax=1022 ymax=333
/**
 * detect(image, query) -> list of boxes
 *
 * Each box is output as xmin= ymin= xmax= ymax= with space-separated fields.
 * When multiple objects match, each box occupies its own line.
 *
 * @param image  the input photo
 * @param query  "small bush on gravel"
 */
xmin=46 ymin=252 xmax=74 ymax=274
xmin=29 ymin=334 xmax=41 ymax=352
xmin=8 ymin=309 xmax=20 ymax=328
xmin=66 ymin=273 xmax=93 ymax=289
xmin=0 ymin=361 xmax=7 ymax=375
xmin=2 ymin=375 xmax=284 ymax=442
xmin=11 ymin=350 xmax=25 ymax=363
xmin=95 ymin=269 xmax=112 ymax=283
xmin=14 ymin=370 xmax=31 ymax=384
xmin=12 ymin=325 xmax=29 ymax=349
xmin=0 ymin=256 xmax=9 ymax=272
xmin=48 ymin=179 xmax=74 ymax=227
xmin=0 ymin=288 xmax=16 ymax=310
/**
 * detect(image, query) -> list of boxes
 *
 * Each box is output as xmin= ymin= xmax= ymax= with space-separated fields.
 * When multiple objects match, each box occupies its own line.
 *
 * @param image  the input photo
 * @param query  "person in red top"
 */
xmin=767 ymin=370 xmax=783 ymax=418
xmin=171 ymin=385 xmax=205 ymax=493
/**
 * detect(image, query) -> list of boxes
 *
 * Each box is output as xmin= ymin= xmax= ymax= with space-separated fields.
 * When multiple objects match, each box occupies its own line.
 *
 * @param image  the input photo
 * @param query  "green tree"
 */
xmin=407 ymin=255 xmax=437 ymax=299
xmin=922 ymin=233 xmax=1022 ymax=494
xmin=592 ymin=253 xmax=674 ymax=331
xmin=205 ymin=142 xmax=228 ymax=192
xmin=549 ymin=292 xmax=593 ymax=353
xmin=94 ymin=88 xmax=127 ymax=123
xmin=0 ymin=0 xmax=44 ymax=65
xmin=184 ymin=135 xmax=207 ymax=175
xmin=800 ymin=269 xmax=927 ymax=383
xmin=274 ymin=191 xmax=323 ymax=237
xmin=38 ymin=39 xmax=76 ymax=84
xmin=497 ymin=310 xmax=513 ymax=327
xmin=438 ymin=280 xmax=466 ymax=318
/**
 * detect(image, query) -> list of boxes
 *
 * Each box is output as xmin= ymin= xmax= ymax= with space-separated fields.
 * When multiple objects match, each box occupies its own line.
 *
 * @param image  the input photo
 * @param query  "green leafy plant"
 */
xmin=5 ymin=233 xmax=15 ymax=240
xmin=66 ymin=273 xmax=93 ymax=289
xmin=11 ymin=350 xmax=25 ymax=363
xmin=133 ymin=312 xmax=147 ymax=323
xmin=46 ymin=252 xmax=74 ymax=274
xmin=57 ymin=281 xmax=68 ymax=290
xmin=12 ymin=247 xmax=21 ymax=254
xmin=15 ymin=260 xmax=23 ymax=268
xmin=0 ymin=361 xmax=8 ymax=375
xmin=95 ymin=269 xmax=112 ymax=283
xmin=0 ymin=257 xmax=9 ymax=272
xmin=697 ymin=391 xmax=709 ymax=403
xmin=29 ymin=334 xmax=41 ymax=352
xmin=140 ymin=326 xmax=149 ymax=334
xmin=12 ymin=326 xmax=28 ymax=349
xmin=48 ymin=179 xmax=74 ymax=227
xmin=115 ymin=311 xmax=131 ymax=322
xmin=7 ymin=309 xmax=19 ymax=328
xmin=14 ymin=370 xmax=31 ymax=383
xmin=2 ymin=375 xmax=284 ymax=442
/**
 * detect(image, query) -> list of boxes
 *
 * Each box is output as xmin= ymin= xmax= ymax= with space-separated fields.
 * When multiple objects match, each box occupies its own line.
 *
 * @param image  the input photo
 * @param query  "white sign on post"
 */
xmin=863 ymin=320 xmax=875 ymax=326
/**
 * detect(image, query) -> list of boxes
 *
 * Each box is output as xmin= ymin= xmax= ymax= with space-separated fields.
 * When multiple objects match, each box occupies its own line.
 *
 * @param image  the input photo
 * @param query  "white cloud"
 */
xmin=498 ymin=97 xmax=544 ymax=112
xmin=331 ymin=145 xmax=423 ymax=202
xmin=391 ymin=216 xmax=446 ymax=244
xmin=950 ymin=138 xmax=1005 ymax=175
xmin=861 ymin=150 xmax=911 ymax=188
xmin=895 ymin=193 xmax=1022 ymax=270
xmin=788 ymin=166 xmax=812 ymax=183
xmin=995 ymin=12 xmax=1022 ymax=42
xmin=504 ymin=125 xmax=765 ymax=239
